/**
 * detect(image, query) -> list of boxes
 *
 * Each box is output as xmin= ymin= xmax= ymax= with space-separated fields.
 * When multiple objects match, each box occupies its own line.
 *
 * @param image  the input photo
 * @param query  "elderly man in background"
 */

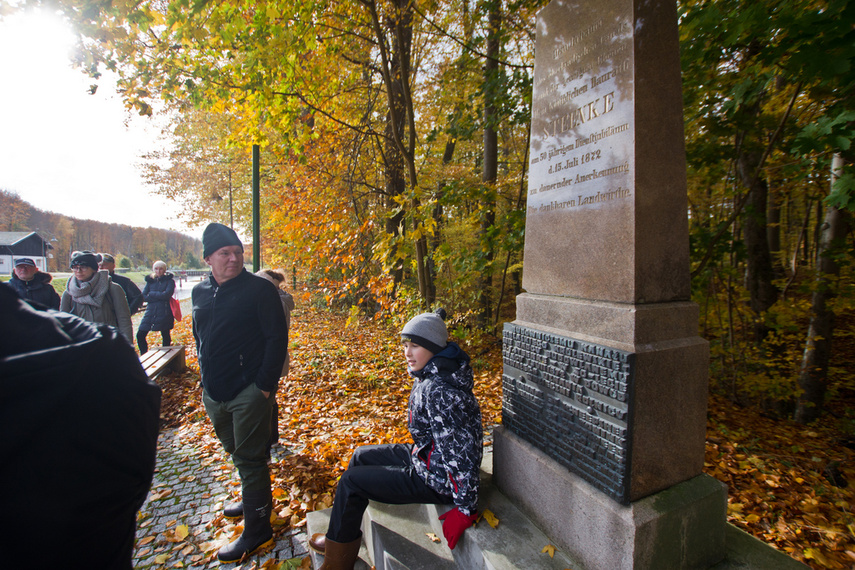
xmin=8 ymin=257 xmax=60 ymax=309
xmin=192 ymin=223 xmax=287 ymax=562
xmin=99 ymin=253 xmax=144 ymax=315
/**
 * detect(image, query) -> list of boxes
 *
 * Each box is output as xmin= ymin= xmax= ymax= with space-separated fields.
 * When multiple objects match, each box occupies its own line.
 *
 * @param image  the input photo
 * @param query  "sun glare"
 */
xmin=0 ymin=9 xmax=178 ymax=232
xmin=0 ymin=10 xmax=77 ymax=79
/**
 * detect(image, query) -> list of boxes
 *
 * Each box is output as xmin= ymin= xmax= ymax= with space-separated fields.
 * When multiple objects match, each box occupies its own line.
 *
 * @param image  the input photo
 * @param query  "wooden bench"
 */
xmin=140 ymin=345 xmax=186 ymax=380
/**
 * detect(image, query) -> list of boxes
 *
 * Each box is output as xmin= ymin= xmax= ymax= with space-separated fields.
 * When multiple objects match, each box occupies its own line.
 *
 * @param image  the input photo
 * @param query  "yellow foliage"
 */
xmin=481 ymin=509 xmax=500 ymax=528
xmin=542 ymin=544 xmax=556 ymax=558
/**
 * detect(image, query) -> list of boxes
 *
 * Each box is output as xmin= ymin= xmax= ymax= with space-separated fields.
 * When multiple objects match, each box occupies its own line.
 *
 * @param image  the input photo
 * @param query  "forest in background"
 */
xmin=0 ymin=189 xmax=203 ymax=271
xmin=6 ymin=0 xmax=854 ymax=428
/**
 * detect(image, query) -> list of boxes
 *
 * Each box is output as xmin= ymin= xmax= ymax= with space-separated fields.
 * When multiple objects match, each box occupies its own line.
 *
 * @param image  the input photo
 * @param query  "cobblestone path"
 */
xmin=133 ymin=424 xmax=309 ymax=569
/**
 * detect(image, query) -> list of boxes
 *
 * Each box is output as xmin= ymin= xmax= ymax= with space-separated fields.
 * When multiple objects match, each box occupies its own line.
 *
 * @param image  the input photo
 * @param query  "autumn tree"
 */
xmin=681 ymin=0 xmax=855 ymax=419
xmin=141 ymin=107 xmax=262 ymax=232
xmin=15 ymin=0 xmax=540 ymax=324
xmin=0 ymin=190 xmax=31 ymax=232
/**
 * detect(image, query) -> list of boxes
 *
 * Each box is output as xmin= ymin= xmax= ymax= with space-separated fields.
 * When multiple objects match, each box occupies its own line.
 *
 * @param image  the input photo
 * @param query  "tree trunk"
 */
xmin=384 ymin=65 xmax=406 ymax=287
xmin=737 ymin=149 xmax=779 ymax=342
xmin=429 ymin=0 xmax=471 ymax=308
xmin=375 ymin=0 xmax=433 ymax=305
xmin=767 ymin=183 xmax=782 ymax=275
xmin=367 ymin=0 xmax=414 ymax=289
xmin=795 ymin=154 xmax=850 ymax=423
xmin=477 ymin=0 xmax=501 ymax=328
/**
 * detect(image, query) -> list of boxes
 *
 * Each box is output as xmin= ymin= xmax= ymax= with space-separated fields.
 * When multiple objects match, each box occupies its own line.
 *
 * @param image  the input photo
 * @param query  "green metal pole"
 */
xmin=252 ymin=144 xmax=260 ymax=272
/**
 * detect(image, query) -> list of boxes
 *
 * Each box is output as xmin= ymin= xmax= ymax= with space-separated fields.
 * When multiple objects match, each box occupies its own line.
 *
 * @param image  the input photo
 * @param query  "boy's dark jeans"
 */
xmin=326 ymin=443 xmax=453 ymax=543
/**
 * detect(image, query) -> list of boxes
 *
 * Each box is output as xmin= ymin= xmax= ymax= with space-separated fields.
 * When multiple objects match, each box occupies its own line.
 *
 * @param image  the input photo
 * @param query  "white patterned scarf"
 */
xmin=67 ymin=269 xmax=111 ymax=307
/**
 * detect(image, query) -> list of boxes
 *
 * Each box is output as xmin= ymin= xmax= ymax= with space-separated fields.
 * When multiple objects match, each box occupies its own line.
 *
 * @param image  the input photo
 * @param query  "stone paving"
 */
xmin=133 ymin=423 xmax=309 ymax=569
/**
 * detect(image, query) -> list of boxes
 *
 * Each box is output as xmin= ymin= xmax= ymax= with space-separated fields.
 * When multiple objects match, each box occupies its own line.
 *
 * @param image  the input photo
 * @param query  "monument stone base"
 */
xmin=493 ymin=426 xmax=727 ymax=570
xmin=508 ymin=295 xmax=711 ymax=502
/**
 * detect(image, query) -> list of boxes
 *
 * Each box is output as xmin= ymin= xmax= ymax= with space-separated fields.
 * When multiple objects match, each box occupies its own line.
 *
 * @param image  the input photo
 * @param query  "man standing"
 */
xmin=99 ymin=254 xmax=144 ymax=315
xmin=191 ymin=223 xmax=287 ymax=562
xmin=9 ymin=257 xmax=60 ymax=309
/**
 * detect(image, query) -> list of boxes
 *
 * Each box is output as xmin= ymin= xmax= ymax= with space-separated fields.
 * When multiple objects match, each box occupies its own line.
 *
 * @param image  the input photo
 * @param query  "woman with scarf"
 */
xmin=137 ymin=260 xmax=176 ymax=354
xmin=60 ymin=250 xmax=133 ymax=344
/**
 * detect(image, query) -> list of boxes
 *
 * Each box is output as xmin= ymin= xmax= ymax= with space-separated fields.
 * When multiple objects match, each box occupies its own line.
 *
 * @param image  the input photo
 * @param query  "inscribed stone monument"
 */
xmin=493 ymin=0 xmax=727 ymax=567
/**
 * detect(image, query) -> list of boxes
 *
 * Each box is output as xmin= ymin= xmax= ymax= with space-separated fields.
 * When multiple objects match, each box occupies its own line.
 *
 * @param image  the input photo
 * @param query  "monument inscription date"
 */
xmin=502 ymin=322 xmax=636 ymax=503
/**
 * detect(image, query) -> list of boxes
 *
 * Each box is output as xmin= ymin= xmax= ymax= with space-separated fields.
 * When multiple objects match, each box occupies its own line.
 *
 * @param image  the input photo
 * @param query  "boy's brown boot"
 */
xmin=309 ymin=532 xmax=327 ymax=553
xmin=318 ymin=536 xmax=361 ymax=570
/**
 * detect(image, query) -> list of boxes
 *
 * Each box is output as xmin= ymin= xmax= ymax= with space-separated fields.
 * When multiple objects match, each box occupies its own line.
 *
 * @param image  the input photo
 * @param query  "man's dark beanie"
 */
xmin=203 ymin=223 xmax=243 ymax=258
xmin=70 ymin=251 xmax=101 ymax=271
xmin=401 ymin=308 xmax=448 ymax=355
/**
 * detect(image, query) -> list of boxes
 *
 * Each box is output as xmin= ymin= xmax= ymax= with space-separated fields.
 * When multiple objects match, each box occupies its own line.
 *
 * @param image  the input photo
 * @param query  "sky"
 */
xmin=0 ymin=9 xmax=196 ymax=236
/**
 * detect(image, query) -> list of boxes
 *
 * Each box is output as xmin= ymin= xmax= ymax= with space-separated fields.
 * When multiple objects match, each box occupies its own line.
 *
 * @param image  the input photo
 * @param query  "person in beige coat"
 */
xmin=250 ymin=269 xmax=295 ymax=457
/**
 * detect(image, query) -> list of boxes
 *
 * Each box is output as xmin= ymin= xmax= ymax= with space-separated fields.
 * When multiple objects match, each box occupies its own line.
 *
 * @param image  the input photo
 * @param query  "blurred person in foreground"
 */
xmin=8 ymin=256 xmax=60 ymax=309
xmin=309 ymin=308 xmax=483 ymax=569
xmin=99 ymin=253 xmax=144 ymax=315
xmin=192 ymin=223 xmax=287 ymax=562
xmin=137 ymin=260 xmax=176 ymax=354
xmin=0 ymin=282 xmax=161 ymax=569
xmin=60 ymin=250 xmax=133 ymax=344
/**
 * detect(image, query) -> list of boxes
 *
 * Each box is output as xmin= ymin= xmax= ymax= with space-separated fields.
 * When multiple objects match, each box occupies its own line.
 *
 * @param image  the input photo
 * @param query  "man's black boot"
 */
xmin=217 ymin=488 xmax=274 ymax=562
xmin=223 ymin=499 xmax=243 ymax=519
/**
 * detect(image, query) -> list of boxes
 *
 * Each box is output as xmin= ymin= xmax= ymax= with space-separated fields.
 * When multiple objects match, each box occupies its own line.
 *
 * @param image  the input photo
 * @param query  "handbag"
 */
xmin=170 ymin=296 xmax=182 ymax=321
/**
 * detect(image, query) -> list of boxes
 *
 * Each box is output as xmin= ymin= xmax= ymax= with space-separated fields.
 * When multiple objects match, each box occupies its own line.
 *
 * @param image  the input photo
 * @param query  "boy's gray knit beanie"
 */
xmin=401 ymin=308 xmax=448 ymax=355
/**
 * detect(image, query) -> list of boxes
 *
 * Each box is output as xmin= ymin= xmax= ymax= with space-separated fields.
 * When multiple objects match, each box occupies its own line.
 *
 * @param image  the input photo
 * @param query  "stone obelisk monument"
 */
xmin=493 ymin=0 xmax=727 ymax=567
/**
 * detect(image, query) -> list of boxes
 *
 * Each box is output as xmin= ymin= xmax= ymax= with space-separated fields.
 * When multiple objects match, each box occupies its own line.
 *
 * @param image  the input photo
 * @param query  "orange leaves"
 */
xmin=150 ymin=306 xmax=506 ymax=567
xmin=148 ymin=488 xmax=174 ymax=502
xmin=541 ymin=544 xmax=556 ymax=558
xmin=163 ymin=524 xmax=190 ymax=543
xmin=705 ymin=395 xmax=855 ymax=569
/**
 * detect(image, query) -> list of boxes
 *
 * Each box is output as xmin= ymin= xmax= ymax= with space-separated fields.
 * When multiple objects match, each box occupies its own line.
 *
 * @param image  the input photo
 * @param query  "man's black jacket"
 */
xmin=111 ymin=272 xmax=144 ymax=314
xmin=191 ymin=268 xmax=287 ymax=402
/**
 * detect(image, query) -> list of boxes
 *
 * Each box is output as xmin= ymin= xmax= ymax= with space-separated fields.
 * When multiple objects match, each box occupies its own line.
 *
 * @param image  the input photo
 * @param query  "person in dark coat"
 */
xmin=100 ymin=253 xmax=144 ymax=315
xmin=0 ymin=282 xmax=161 ymax=570
xmin=137 ymin=260 xmax=176 ymax=354
xmin=252 ymin=268 xmax=295 ymax=461
xmin=192 ymin=223 xmax=287 ymax=563
xmin=8 ymin=257 xmax=60 ymax=309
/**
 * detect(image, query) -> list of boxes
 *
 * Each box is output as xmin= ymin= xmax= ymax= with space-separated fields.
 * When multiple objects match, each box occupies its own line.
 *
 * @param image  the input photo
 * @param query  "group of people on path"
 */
xmin=2 ymin=222 xmax=483 ymax=570
xmin=7 ymin=250 xmax=182 ymax=355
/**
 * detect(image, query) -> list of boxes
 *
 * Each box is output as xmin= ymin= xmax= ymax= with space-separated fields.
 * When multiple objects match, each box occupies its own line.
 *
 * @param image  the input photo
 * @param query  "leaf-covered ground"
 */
xmin=705 ymin=395 xmax=855 ymax=568
xmin=161 ymin=306 xmax=852 ymax=569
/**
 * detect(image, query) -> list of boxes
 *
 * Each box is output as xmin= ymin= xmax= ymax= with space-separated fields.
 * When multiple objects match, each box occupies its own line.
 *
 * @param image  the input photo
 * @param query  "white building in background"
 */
xmin=0 ymin=232 xmax=52 ymax=274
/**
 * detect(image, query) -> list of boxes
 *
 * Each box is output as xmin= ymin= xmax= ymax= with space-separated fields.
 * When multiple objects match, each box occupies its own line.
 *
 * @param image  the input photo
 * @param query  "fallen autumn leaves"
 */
xmin=149 ymin=307 xmax=851 ymax=569
xmin=705 ymin=395 xmax=855 ymax=569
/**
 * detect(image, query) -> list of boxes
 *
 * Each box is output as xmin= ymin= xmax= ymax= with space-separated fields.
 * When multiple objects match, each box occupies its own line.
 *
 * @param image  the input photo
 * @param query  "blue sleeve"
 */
xmin=145 ymin=280 xmax=174 ymax=302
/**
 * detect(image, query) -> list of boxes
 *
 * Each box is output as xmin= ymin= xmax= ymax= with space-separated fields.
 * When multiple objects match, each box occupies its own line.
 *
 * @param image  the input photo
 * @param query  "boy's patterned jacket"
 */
xmin=408 ymin=342 xmax=483 ymax=515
